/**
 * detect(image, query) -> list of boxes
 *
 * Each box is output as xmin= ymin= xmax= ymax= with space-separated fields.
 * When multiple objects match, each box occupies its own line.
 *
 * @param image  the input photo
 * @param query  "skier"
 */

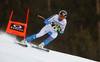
xmin=20 ymin=10 xmax=67 ymax=48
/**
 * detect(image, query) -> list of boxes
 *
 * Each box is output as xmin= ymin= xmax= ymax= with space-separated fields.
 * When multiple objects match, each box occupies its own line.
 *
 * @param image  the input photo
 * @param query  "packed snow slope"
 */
xmin=0 ymin=32 xmax=97 ymax=62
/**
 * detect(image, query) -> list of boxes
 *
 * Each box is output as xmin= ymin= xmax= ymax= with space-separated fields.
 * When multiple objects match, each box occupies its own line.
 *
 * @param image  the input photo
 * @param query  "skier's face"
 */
xmin=59 ymin=14 xmax=65 ymax=21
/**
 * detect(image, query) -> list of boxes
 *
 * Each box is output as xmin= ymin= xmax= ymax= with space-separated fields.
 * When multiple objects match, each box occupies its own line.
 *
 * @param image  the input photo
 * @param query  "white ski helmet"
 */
xmin=59 ymin=10 xmax=67 ymax=18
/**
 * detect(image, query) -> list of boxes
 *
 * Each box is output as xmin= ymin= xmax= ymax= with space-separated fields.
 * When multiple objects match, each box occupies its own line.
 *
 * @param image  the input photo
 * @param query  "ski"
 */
xmin=14 ymin=41 xmax=28 ymax=47
xmin=17 ymin=43 xmax=28 ymax=47
xmin=31 ymin=44 xmax=49 ymax=52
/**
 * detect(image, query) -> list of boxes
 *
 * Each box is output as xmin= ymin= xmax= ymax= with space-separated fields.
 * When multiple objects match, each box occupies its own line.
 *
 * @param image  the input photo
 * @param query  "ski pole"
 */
xmin=38 ymin=15 xmax=46 ymax=20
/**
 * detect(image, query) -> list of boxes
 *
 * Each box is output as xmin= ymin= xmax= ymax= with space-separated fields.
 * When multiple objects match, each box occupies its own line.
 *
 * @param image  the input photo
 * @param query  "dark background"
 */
xmin=0 ymin=0 xmax=100 ymax=61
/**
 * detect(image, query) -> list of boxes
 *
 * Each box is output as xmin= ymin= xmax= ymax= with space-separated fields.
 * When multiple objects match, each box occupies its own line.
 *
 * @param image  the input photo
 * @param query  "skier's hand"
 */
xmin=52 ymin=25 xmax=58 ymax=29
xmin=58 ymin=27 xmax=61 ymax=31
xmin=52 ymin=25 xmax=61 ymax=31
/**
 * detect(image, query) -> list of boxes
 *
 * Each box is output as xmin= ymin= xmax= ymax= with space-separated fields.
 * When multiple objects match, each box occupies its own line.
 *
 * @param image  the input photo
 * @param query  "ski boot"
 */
xmin=38 ymin=42 xmax=45 ymax=48
xmin=20 ymin=39 xmax=27 ymax=45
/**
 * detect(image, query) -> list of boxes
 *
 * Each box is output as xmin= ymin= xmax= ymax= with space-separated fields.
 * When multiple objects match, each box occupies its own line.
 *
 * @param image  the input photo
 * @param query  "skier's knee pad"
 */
xmin=43 ymin=36 xmax=54 ymax=45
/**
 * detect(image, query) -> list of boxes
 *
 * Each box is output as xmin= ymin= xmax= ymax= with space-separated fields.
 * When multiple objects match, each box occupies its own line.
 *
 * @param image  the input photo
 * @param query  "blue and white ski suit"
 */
xmin=26 ymin=14 xmax=67 ymax=45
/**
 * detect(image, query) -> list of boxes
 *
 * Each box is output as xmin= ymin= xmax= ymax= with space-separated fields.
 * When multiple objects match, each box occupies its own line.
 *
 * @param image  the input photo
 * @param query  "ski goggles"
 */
xmin=59 ymin=14 xmax=65 ymax=19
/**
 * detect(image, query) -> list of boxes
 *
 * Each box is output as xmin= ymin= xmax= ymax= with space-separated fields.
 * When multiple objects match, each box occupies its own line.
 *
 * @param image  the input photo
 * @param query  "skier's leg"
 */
xmin=38 ymin=31 xmax=58 ymax=48
xmin=24 ymin=25 xmax=48 ymax=42
xmin=43 ymin=36 xmax=54 ymax=45
xmin=26 ymin=34 xmax=36 ymax=42
xmin=44 ymin=31 xmax=58 ymax=45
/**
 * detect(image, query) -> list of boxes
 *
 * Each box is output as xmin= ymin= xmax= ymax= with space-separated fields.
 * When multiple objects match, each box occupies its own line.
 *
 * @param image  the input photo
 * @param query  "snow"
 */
xmin=0 ymin=31 xmax=97 ymax=62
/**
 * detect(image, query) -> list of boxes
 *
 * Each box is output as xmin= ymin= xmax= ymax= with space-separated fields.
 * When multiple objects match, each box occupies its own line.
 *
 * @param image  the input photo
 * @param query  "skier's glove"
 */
xmin=52 ymin=25 xmax=58 ymax=29
xmin=58 ymin=27 xmax=61 ymax=31
xmin=52 ymin=25 xmax=61 ymax=31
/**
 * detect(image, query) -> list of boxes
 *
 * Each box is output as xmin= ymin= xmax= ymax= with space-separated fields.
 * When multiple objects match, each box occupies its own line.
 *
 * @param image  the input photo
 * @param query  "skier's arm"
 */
xmin=44 ymin=14 xmax=56 ymax=25
xmin=59 ymin=21 xmax=67 ymax=34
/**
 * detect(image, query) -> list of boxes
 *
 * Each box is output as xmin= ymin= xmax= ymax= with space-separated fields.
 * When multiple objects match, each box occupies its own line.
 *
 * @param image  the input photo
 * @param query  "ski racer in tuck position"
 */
xmin=20 ymin=10 xmax=67 ymax=48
